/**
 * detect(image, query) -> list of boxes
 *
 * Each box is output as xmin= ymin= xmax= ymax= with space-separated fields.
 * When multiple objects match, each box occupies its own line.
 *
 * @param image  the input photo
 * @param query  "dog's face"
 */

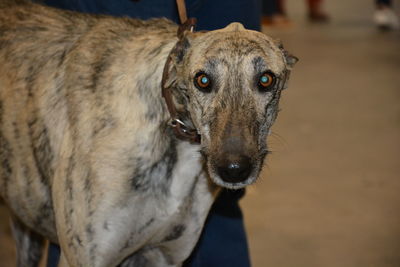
xmin=165 ymin=23 xmax=297 ymax=189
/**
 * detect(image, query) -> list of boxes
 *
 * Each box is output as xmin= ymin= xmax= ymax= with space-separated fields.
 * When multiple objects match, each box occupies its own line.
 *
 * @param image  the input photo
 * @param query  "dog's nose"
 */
xmin=216 ymin=156 xmax=253 ymax=184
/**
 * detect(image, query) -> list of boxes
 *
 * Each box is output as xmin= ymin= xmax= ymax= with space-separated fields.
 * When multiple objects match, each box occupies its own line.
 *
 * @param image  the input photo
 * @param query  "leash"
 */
xmin=176 ymin=0 xmax=188 ymax=24
xmin=161 ymin=1 xmax=201 ymax=144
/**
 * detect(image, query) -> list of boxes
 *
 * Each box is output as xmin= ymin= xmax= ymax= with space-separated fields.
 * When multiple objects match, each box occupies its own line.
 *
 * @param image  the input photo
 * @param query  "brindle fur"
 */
xmin=0 ymin=1 xmax=297 ymax=266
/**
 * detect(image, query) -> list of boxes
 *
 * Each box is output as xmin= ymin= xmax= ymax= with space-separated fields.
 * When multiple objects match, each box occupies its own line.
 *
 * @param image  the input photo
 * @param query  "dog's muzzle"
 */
xmin=216 ymin=154 xmax=253 ymax=184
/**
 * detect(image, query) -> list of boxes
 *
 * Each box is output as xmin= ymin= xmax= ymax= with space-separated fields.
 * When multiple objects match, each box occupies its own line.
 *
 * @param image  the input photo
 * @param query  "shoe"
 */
xmin=262 ymin=15 xmax=292 ymax=27
xmin=308 ymin=11 xmax=330 ymax=23
xmin=373 ymin=7 xmax=400 ymax=30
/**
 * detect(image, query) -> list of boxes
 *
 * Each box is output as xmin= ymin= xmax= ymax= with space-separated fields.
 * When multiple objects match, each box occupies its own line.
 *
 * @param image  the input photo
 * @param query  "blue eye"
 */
xmin=258 ymin=72 xmax=275 ymax=91
xmin=201 ymin=76 xmax=209 ymax=85
xmin=194 ymin=72 xmax=212 ymax=92
xmin=260 ymin=76 xmax=269 ymax=84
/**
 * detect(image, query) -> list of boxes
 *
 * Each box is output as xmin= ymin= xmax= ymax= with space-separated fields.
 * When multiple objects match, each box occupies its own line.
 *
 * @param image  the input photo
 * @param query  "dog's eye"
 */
xmin=194 ymin=72 xmax=212 ymax=92
xmin=258 ymin=72 xmax=275 ymax=91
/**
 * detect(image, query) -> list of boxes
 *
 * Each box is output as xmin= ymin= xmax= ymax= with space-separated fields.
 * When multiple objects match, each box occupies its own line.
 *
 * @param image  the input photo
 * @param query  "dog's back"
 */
xmin=0 ymin=1 xmax=177 ymax=241
xmin=1 ymin=3 xmax=191 ymax=266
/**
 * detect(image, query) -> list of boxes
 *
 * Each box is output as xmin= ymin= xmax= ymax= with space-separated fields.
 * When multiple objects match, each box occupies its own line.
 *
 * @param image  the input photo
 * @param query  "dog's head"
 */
xmin=163 ymin=22 xmax=297 ymax=189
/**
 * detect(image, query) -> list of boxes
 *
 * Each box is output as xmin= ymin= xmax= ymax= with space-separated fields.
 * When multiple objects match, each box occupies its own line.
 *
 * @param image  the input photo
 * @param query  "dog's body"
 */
xmin=0 ymin=1 xmax=296 ymax=266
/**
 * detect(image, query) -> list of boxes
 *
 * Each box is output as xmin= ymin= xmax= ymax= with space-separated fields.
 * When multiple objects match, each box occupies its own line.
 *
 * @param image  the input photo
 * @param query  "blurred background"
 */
xmin=1 ymin=0 xmax=400 ymax=266
xmin=242 ymin=0 xmax=400 ymax=266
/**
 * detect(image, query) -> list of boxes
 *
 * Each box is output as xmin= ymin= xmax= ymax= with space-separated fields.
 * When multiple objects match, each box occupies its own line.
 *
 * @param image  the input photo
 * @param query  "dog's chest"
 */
xmin=95 ymin=142 xmax=216 ymax=263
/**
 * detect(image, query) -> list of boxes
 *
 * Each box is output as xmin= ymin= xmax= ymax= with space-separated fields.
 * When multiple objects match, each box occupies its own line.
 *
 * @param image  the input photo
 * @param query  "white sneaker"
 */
xmin=373 ymin=7 xmax=400 ymax=30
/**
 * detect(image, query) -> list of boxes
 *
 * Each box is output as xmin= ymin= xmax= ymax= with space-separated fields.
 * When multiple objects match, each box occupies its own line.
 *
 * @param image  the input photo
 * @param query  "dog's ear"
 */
xmin=162 ymin=20 xmax=195 ymax=90
xmin=169 ymin=18 xmax=196 ymax=65
xmin=283 ymin=49 xmax=298 ymax=70
xmin=162 ymin=35 xmax=191 ymax=92
xmin=274 ymin=39 xmax=298 ymax=70
xmin=170 ymin=34 xmax=192 ymax=65
xmin=161 ymin=22 xmax=196 ymax=130
xmin=271 ymin=39 xmax=298 ymax=90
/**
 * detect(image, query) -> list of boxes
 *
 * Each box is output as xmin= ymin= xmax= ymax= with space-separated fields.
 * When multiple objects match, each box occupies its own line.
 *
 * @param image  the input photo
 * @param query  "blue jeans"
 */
xmin=376 ymin=0 xmax=391 ymax=6
xmin=44 ymin=0 xmax=261 ymax=31
xmin=44 ymin=1 xmax=258 ymax=266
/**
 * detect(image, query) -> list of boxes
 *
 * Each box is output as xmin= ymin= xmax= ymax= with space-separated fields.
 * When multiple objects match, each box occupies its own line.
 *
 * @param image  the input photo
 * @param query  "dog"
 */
xmin=0 ymin=1 xmax=297 ymax=266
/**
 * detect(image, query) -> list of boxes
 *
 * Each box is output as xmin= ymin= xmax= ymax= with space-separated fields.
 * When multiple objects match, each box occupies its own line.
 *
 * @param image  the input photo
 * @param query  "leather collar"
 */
xmin=161 ymin=19 xmax=201 ymax=144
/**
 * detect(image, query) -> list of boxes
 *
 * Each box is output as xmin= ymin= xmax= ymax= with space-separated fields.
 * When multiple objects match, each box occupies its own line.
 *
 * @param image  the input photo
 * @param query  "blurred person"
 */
xmin=262 ymin=0 xmax=329 ymax=26
xmin=307 ymin=0 xmax=329 ymax=22
xmin=262 ymin=0 xmax=291 ymax=26
xmin=373 ymin=0 xmax=399 ymax=29
xmin=43 ymin=0 xmax=260 ymax=267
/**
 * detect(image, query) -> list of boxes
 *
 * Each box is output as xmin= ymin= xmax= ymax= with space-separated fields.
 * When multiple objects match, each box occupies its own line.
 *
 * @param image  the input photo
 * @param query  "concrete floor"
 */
xmin=242 ymin=0 xmax=400 ymax=266
xmin=1 ymin=0 xmax=400 ymax=266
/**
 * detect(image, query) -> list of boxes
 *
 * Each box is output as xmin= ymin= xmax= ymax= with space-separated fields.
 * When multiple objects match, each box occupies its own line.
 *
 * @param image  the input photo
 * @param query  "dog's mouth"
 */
xmin=208 ymin=167 xmax=259 ymax=190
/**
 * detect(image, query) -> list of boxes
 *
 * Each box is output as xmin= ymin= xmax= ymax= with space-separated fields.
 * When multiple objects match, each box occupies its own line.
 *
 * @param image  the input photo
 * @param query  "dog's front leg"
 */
xmin=119 ymin=247 xmax=182 ymax=267
xmin=10 ymin=214 xmax=45 ymax=267
xmin=51 ymin=145 xmax=136 ymax=267
xmin=52 ymin=176 xmax=113 ymax=266
xmin=51 ymin=144 xmax=116 ymax=267
xmin=58 ymin=253 xmax=70 ymax=267
xmin=57 ymin=253 xmax=77 ymax=267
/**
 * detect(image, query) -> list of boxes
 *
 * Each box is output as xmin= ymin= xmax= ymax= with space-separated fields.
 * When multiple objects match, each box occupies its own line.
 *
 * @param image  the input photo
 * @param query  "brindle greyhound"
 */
xmin=0 ymin=1 xmax=297 ymax=266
